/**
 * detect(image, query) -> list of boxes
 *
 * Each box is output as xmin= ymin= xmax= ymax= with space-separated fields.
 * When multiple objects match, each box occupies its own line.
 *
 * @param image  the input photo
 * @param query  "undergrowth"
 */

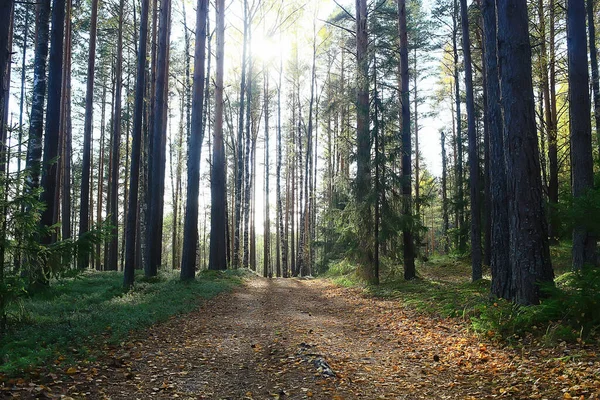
xmin=326 ymin=250 xmax=600 ymax=345
xmin=0 ymin=269 xmax=244 ymax=376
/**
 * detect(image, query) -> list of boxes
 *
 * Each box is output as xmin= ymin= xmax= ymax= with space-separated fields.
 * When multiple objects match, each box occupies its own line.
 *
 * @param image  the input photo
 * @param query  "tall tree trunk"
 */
xmin=453 ymin=0 xmax=465 ymax=253
xmin=413 ymin=49 xmax=420 ymax=245
xmin=16 ymin=4 xmax=30 ymax=197
xmin=97 ymin=79 xmax=107 ymax=269
xmin=234 ymin=0 xmax=249 ymax=270
xmin=482 ymin=0 xmax=510 ymax=299
xmin=107 ymin=0 xmax=124 ymax=271
xmin=146 ymin=0 xmax=171 ymax=277
xmin=459 ymin=0 xmax=482 ymax=281
xmin=180 ymin=0 xmax=207 ymax=279
xmin=124 ymin=0 xmax=150 ymax=287
xmin=277 ymin=54 xmax=285 ymax=278
xmin=25 ymin=0 xmax=50 ymax=194
xmin=40 ymin=0 xmax=66 ymax=246
xmin=441 ymin=130 xmax=449 ymax=253
xmin=567 ymin=0 xmax=596 ymax=269
xmin=60 ymin=0 xmax=72 ymax=242
xmin=263 ymin=70 xmax=270 ymax=277
xmin=209 ymin=0 xmax=227 ymax=270
xmin=496 ymin=0 xmax=554 ymax=305
xmin=548 ymin=0 xmax=559 ymax=241
xmin=243 ymin=36 xmax=252 ymax=270
xmin=0 ymin=0 xmax=13 ymax=152
xmin=78 ymin=0 xmax=99 ymax=269
xmin=356 ymin=0 xmax=374 ymax=282
xmin=398 ymin=0 xmax=415 ymax=280
xmin=589 ymin=0 xmax=600 ymax=161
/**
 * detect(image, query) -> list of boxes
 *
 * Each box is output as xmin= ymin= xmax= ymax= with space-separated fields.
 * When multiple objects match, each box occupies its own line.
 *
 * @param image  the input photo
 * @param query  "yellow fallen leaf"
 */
xmin=65 ymin=367 xmax=78 ymax=375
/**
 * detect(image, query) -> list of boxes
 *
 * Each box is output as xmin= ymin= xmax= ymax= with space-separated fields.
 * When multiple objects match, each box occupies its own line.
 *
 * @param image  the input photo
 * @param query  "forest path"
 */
xmin=14 ymin=277 xmax=597 ymax=399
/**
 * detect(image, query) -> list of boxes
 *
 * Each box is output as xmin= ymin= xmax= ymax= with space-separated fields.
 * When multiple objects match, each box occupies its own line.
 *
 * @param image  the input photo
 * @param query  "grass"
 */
xmin=0 ymin=269 xmax=245 ymax=377
xmin=328 ymin=256 xmax=490 ymax=318
xmin=326 ymin=247 xmax=599 ymax=344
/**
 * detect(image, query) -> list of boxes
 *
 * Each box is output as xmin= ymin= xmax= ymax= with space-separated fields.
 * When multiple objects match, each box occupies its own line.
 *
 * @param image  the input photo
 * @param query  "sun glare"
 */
xmin=250 ymin=33 xmax=286 ymax=64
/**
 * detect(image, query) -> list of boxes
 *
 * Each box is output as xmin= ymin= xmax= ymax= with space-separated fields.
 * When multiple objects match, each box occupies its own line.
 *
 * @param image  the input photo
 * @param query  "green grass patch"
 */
xmin=0 ymin=269 xmax=244 ymax=376
xmin=326 ymin=249 xmax=599 ymax=344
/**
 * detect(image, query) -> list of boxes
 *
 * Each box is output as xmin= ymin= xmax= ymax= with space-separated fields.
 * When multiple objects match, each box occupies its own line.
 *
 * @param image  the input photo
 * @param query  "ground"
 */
xmin=2 ymin=277 xmax=599 ymax=399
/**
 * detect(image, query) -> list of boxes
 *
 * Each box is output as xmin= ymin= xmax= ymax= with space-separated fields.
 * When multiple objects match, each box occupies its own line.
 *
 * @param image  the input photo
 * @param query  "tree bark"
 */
xmin=78 ymin=0 xmax=99 ymax=269
xmin=459 ymin=0 xmax=482 ymax=281
xmin=209 ymin=0 xmax=227 ymax=270
xmin=589 ymin=0 xmax=600 ymax=162
xmin=264 ymin=70 xmax=270 ymax=277
xmin=482 ymin=0 xmax=510 ymax=299
xmin=146 ymin=0 xmax=171 ymax=277
xmin=453 ymin=0 xmax=465 ymax=253
xmin=496 ymin=0 xmax=554 ymax=305
xmin=124 ymin=0 xmax=150 ymax=288
xmin=25 ymin=0 xmax=50 ymax=194
xmin=0 ymin=0 xmax=14 ymax=172
xmin=441 ymin=130 xmax=449 ymax=254
xmin=39 ymin=0 xmax=66 ymax=246
xmin=398 ymin=0 xmax=415 ymax=280
xmin=180 ymin=0 xmax=207 ymax=280
xmin=567 ymin=0 xmax=596 ymax=269
xmin=107 ymin=0 xmax=124 ymax=271
xmin=356 ymin=0 xmax=374 ymax=282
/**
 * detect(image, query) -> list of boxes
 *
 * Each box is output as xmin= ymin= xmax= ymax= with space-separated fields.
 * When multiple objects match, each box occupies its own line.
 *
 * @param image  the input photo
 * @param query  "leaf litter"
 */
xmin=1 ymin=277 xmax=598 ymax=399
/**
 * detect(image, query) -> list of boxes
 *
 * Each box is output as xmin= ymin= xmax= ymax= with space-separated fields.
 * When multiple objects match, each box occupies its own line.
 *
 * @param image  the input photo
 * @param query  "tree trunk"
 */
xmin=398 ymin=0 xmax=415 ymax=280
xmin=107 ymin=0 xmax=124 ymax=271
xmin=97 ymin=79 xmax=107 ymax=269
xmin=0 ymin=0 xmax=13 ymax=152
xmin=39 ymin=0 xmax=66 ymax=246
xmin=234 ymin=0 xmax=249 ymax=270
xmin=60 ymin=0 xmax=72 ymax=242
xmin=567 ymin=0 xmax=596 ymax=269
xmin=180 ymin=0 xmax=207 ymax=280
xmin=453 ymin=0 xmax=465 ymax=253
xmin=496 ymin=0 xmax=554 ymax=305
xmin=589 ymin=0 xmax=600 ymax=162
xmin=263 ymin=70 xmax=270 ymax=277
xmin=356 ymin=0 xmax=374 ymax=282
xmin=146 ymin=0 xmax=171 ymax=277
xmin=209 ymin=0 xmax=227 ymax=270
xmin=459 ymin=0 xmax=482 ymax=281
xmin=124 ymin=0 xmax=150 ymax=287
xmin=78 ymin=0 xmax=99 ymax=269
xmin=482 ymin=0 xmax=510 ymax=299
xmin=548 ymin=0 xmax=559 ymax=241
xmin=441 ymin=130 xmax=449 ymax=254
xmin=25 ymin=0 xmax=50 ymax=194
xmin=277 ymin=54 xmax=285 ymax=278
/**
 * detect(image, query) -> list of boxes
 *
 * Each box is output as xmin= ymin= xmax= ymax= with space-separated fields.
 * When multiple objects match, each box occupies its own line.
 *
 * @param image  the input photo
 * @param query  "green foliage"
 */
xmin=0 ymin=168 xmax=110 ymax=339
xmin=0 ymin=270 xmax=242 ymax=376
xmin=555 ymin=175 xmax=600 ymax=240
xmin=329 ymin=255 xmax=600 ymax=344
xmin=471 ymin=269 xmax=600 ymax=342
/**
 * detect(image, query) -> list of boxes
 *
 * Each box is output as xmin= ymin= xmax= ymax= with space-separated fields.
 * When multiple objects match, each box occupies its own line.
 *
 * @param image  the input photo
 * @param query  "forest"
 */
xmin=0 ymin=0 xmax=600 ymax=397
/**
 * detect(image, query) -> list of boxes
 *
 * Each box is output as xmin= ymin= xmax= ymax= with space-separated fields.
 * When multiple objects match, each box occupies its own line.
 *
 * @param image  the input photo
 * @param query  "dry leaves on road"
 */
xmin=2 ymin=277 xmax=599 ymax=399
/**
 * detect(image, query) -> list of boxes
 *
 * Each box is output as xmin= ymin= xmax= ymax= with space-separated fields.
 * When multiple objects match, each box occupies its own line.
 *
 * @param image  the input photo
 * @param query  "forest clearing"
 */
xmin=1 ymin=262 xmax=599 ymax=399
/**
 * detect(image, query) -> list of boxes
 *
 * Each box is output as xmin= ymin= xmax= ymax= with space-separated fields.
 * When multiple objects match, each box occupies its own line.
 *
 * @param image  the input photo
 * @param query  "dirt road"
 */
xmin=8 ymin=277 xmax=599 ymax=399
